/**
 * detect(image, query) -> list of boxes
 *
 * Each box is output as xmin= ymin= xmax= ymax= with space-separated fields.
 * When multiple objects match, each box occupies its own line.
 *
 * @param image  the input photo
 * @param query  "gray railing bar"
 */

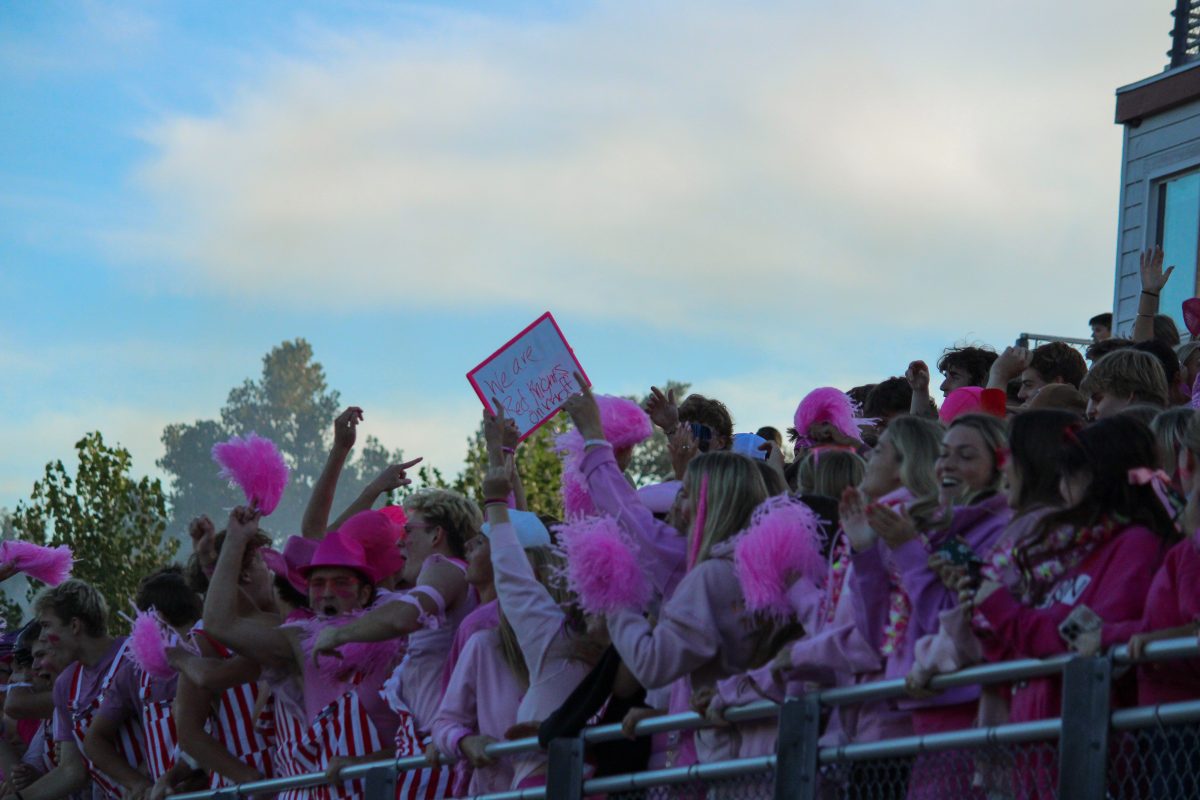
xmin=1111 ymin=636 xmax=1200 ymax=665
xmin=583 ymin=754 xmax=775 ymax=794
xmin=1110 ymin=700 xmax=1200 ymax=730
xmin=1016 ymin=333 xmax=1093 ymax=346
xmin=581 ymin=710 xmax=708 ymax=743
xmin=818 ymin=718 xmax=1062 ymax=763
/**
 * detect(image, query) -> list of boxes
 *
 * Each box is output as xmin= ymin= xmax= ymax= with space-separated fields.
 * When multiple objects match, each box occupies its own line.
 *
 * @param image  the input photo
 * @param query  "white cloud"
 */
xmin=111 ymin=0 xmax=1164 ymax=343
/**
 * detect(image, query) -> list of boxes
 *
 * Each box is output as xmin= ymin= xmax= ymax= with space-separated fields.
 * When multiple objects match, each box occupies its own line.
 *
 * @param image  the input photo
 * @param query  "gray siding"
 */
xmin=1114 ymin=97 xmax=1200 ymax=335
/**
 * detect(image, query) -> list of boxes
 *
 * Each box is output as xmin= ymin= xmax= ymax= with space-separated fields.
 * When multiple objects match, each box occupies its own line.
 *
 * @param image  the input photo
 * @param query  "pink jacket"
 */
xmin=976 ymin=524 xmax=1166 ymax=722
xmin=1135 ymin=536 xmax=1200 ymax=705
xmin=430 ymin=629 xmax=522 ymax=796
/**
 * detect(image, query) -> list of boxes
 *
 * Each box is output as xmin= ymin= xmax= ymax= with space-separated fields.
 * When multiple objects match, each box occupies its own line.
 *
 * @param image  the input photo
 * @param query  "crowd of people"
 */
xmin=0 ymin=248 xmax=1198 ymax=800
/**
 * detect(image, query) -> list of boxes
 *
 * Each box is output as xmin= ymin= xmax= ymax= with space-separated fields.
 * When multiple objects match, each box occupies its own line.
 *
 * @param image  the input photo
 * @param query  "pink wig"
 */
xmin=556 ymin=395 xmax=653 ymax=519
xmin=130 ymin=609 xmax=175 ymax=680
xmin=793 ymin=388 xmax=864 ymax=447
xmin=212 ymin=433 xmax=289 ymax=515
xmin=734 ymin=496 xmax=827 ymax=621
xmin=0 ymin=541 xmax=73 ymax=586
xmin=556 ymin=515 xmax=650 ymax=615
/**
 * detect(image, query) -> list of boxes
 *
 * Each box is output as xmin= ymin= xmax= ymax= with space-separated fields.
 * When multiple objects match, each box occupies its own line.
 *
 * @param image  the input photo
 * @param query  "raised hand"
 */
xmin=1140 ymin=246 xmax=1175 ymax=295
xmin=905 ymin=360 xmax=930 ymax=393
xmin=668 ymin=425 xmax=700 ymax=480
xmin=333 ymin=407 xmax=364 ymax=452
xmin=561 ymin=372 xmax=604 ymax=441
xmin=367 ymin=458 xmax=424 ymax=495
xmin=482 ymin=456 xmax=514 ymax=501
xmin=226 ymin=506 xmax=261 ymax=543
xmin=839 ymin=487 xmax=876 ymax=552
xmin=645 ymin=386 xmax=680 ymax=433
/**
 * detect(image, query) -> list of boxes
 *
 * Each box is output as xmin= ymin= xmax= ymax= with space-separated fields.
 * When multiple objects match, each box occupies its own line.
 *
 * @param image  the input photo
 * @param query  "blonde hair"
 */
xmin=797 ymin=449 xmax=866 ymax=498
xmin=404 ymin=489 xmax=482 ymax=558
xmin=1155 ymin=407 xmax=1196 ymax=473
xmin=684 ymin=451 xmax=769 ymax=564
xmin=884 ymin=416 xmax=943 ymax=498
xmin=33 ymin=579 xmax=108 ymax=637
xmin=908 ymin=414 xmax=1007 ymax=528
xmin=1080 ymin=349 xmax=1169 ymax=407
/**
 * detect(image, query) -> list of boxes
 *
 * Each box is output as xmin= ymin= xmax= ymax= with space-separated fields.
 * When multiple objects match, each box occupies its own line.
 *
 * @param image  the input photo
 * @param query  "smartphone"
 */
xmin=934 ymin=536 xmax=984 ymax=582
xmin=689 ymin=422 xmax=714 ymax=453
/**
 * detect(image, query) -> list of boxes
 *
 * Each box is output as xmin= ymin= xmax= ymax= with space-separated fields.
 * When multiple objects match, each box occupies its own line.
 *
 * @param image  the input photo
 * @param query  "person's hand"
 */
xmin=990 ymin=346 xmax=1030 ymax=384
xmin=311 ymin=627 xmax=344 ymax=666
xmin=928 ymin=554 xmax=967 ymax=593
xmin=561 ymin=375 xmax=604 ymax=441
xmin=125 ymin=781 xmax=153 ymax=800
xmin=620 ymin=706 xmax=664 ymax=740
xmin=905 ymin=360 xmax=931 ymax=394
xmin=839 ymin=487 xmax=876 ymax=552
xmin=1140 ymin=246 xmax=1175 ymax=295
xmin=807 ymin=421 xmax=860 ymax=448
xmin=188 ymin=515 xmax=217 ymax=565
xmin=868 ymin=504 xmax=918 ymax=549
xmin=366 ymin=458 xmax=424 ymax=496
xmin=904 ymin=666 xmax=939 ymax=700
xmin=504 ymin=721 xmax=540 ymax=740
xmin=668 ymin=425 xmax=700 ymax=480
xmin=971 ymin=579 xmax=1002 ymax=609
xmin=689 ymin=686 xmax=716 ymax=716
xmin=459 ymin=734 xmax=498 ymax=767
xmin=0 ymin=563 xmax=17 ymax=584
xmin=333 ymin=407 xmax=364 ymax=452
xmin=481 ymin=457 xmax=514 ymax=502
xmin=769 ymin=645 xmax=793 ymax=683
xmin=10 ymin=764 xmax=37 ymax=790
xmin=325 ymin=756 xmax=350 ymax=785
xmin=645 ymin=386 xmax=680 ymax=433
xmin=226 ymin=506 xmax=261 ymax=543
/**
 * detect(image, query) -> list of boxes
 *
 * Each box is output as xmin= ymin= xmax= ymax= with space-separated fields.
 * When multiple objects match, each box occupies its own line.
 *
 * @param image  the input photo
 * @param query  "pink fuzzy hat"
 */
xmin=557 ymin=394 xmax=654 ymax=518
xmin=938 ymin=387 xmax=1007 ymax=424
xmin=337 ymin=510 xmax=405 ymax=583
xmin=792 ymin=387 xmax=866 ymax=447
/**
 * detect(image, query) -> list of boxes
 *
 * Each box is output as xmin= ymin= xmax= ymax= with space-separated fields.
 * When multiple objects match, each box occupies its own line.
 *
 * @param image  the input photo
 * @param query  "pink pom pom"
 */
xmin=793 ymin=387 xmax=864 ymax=447
xmin=557 ymin=515 xmax=650 ymax=615
xmin=0 ymin=541 xmax=73 ymax=586
xmin=734 ymin=496 xmax=827 ymax=620
xmin=212 ymin=433 xmax=290 ymax=515
xmin=130 ymin=610 xmax=175 ymax=680
xmin=560 ymin=468 xmax=597 ymax=520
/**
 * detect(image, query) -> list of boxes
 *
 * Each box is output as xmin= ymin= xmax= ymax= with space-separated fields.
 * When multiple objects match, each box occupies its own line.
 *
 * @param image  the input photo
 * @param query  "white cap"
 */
xmin=732 ymin=432 xmax=769 ymax=460
xmin=481 ymin=509 xmax=552 ymax=547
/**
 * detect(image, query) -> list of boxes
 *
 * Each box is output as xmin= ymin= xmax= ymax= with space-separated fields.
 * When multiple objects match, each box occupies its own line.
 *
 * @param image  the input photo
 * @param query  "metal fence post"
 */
xmin=1056 ymin=656 xmax=1111 ymax=800
xmin=775 ymin=694 xmax=822 ymax=800
xmin=546 ymin=736 xmax=585 ymax=800
xmin=362 ymin=760 xmax=399 ymax=800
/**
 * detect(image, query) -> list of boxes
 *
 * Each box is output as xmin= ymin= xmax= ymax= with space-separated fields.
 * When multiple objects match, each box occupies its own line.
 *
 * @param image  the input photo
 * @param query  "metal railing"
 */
xmin=1171 ymin=0 xmax=1200 ymax=68
xmin=170 ymin=636 xmax=1200 ymax=800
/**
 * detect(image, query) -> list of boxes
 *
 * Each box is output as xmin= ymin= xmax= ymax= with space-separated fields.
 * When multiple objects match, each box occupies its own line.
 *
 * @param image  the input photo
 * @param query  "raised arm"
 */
xmin=302 ymin=407 xmax=363 ymax=539
xmin=329 ymin=458 xmax=422 ymax=530
xmin=906 ymin=361 xmax=937 ymax=417
xmin=1134 ymin=247 xmax=1173 ymax=342
xmin=202 ymin=507 xmax=294 ymax=667
xmin=986 ymin=347 xmax=1030 ymax=392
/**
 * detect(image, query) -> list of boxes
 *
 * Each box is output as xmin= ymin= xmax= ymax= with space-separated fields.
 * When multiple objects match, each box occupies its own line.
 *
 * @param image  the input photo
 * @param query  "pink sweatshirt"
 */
xmin=440 ymin=599 xmax=500 ymax=694
xmin=976 ymin=524 xmax=1166 ymax=722
xmin=579 ymin=444 xmax=687 ymax=598
xmin=1135 ymin=536 xmax=1200 ymax=705
xmin=430 ymin=629 xmax=522 ymax=796
xmin=488 ymin=520 xmax=592 ymax=787
xmin=608 ymin=545 xmax=768 ymax=762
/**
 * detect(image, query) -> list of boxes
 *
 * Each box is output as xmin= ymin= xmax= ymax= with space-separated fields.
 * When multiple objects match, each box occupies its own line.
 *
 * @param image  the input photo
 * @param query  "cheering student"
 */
xmin=6 ymin=580 xmax=146 ymax=800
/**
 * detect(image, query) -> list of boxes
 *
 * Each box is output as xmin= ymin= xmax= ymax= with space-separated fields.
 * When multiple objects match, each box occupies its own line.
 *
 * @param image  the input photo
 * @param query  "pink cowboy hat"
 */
xmin=297 ymin=531 xmax=373 ymax=584
xmin=261 ymin=535 xmax=318 ymax=595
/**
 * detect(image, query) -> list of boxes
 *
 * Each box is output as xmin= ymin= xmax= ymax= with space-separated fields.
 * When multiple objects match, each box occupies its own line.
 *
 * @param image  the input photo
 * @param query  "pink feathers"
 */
xmin=212 ymin=433 xmax=289 ymax=515
xmin=793 ymin=387 xmax=864 ymax=447
xmin=734 ymin=496 xmax=827 ymax=620
xmin=556 ymin=395 xmax=652 ymax=519
xmin=130 ymin=610 xmax=175 ymax=680
xmin=0 ymin=541 xmax=73 ymax=586
xmin=557 ymin=515 xmax=650 ymax=615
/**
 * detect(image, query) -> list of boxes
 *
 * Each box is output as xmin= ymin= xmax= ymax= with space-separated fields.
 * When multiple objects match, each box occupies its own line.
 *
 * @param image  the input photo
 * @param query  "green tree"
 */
xmin=2 ymin=433 xmax=178 ymax=630
xmin=158 ymin=339 xmax=403 ymax=543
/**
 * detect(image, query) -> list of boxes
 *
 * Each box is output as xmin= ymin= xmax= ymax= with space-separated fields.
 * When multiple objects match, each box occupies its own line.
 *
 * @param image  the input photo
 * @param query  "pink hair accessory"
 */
xmin=130 ymin=609 xmax=176 ymax=680
xmin=555 ymin=515 xmax=650 ymax=615
xmin=212 ymin=433 xmax=289 ymax=515
xmin=733 ymin=496 xmax=827 ymax=621
xmin=0 ymin=541 xmax=73 ymax=586
xmin=687 ymin=474 xmax=709 ymax=571
xmin=1128 ymin=467 xmax=1177 ymax=519
xmin=793 ymin=388 xmax=866 ymax=447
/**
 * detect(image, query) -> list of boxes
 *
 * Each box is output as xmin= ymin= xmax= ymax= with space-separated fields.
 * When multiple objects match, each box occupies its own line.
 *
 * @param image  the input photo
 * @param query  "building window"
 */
xmin=1155 ymin=168 xmax=1200 ymax=331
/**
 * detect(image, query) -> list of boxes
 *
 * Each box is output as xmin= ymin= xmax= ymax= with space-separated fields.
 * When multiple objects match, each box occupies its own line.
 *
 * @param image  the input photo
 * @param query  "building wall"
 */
xmin=1113 ymin=96 xmax=1200 ymax=335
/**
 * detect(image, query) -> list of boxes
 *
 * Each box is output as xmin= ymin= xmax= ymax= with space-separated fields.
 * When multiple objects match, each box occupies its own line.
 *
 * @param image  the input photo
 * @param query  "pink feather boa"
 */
xmin=556 ymin=515 xmax=650 ymax=615
xmin=0 ymin=541 xmax=73 ymax=586
xmin=212 ymin=433 xmax=290 ymax=515
xmin=288 ymin=614 xmax=404 ymax=685
xmin=733 ymin=496 xmax=827 ymax=621
xmin=793 ymin=387 xmax=865 ymax=447
xmin=130 ymin=609 xmax=176 ymax=680
xmin=556 ymin=395 xmax=652 ymax=518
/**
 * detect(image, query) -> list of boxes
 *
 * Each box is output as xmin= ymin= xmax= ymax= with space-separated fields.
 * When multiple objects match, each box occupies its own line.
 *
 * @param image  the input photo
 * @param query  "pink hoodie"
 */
xmin=1135 ymin=536 xmax=1200 ymax=705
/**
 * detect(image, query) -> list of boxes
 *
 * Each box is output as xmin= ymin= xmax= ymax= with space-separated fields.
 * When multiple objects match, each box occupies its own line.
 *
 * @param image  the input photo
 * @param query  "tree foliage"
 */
xmin=2 ymin=433 xmax=178 ymax=630
xmin=158 ymin=339 xmax=402 ymax=542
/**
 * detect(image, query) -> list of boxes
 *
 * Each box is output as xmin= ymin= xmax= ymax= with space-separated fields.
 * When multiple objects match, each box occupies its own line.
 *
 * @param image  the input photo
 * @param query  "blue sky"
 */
xmin=0 ymin=0 xmax=1170 ymax=514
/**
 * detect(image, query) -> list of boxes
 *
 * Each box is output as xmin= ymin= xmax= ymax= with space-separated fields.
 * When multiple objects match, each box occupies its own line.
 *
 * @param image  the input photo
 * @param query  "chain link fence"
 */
xmin=599 ymin=769 xmax=775 ymax=800
xmin=815 ymin=740 xmax=1058 ymax=800
xmin=1107 ymin=722 xmax=1200 ymax=799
